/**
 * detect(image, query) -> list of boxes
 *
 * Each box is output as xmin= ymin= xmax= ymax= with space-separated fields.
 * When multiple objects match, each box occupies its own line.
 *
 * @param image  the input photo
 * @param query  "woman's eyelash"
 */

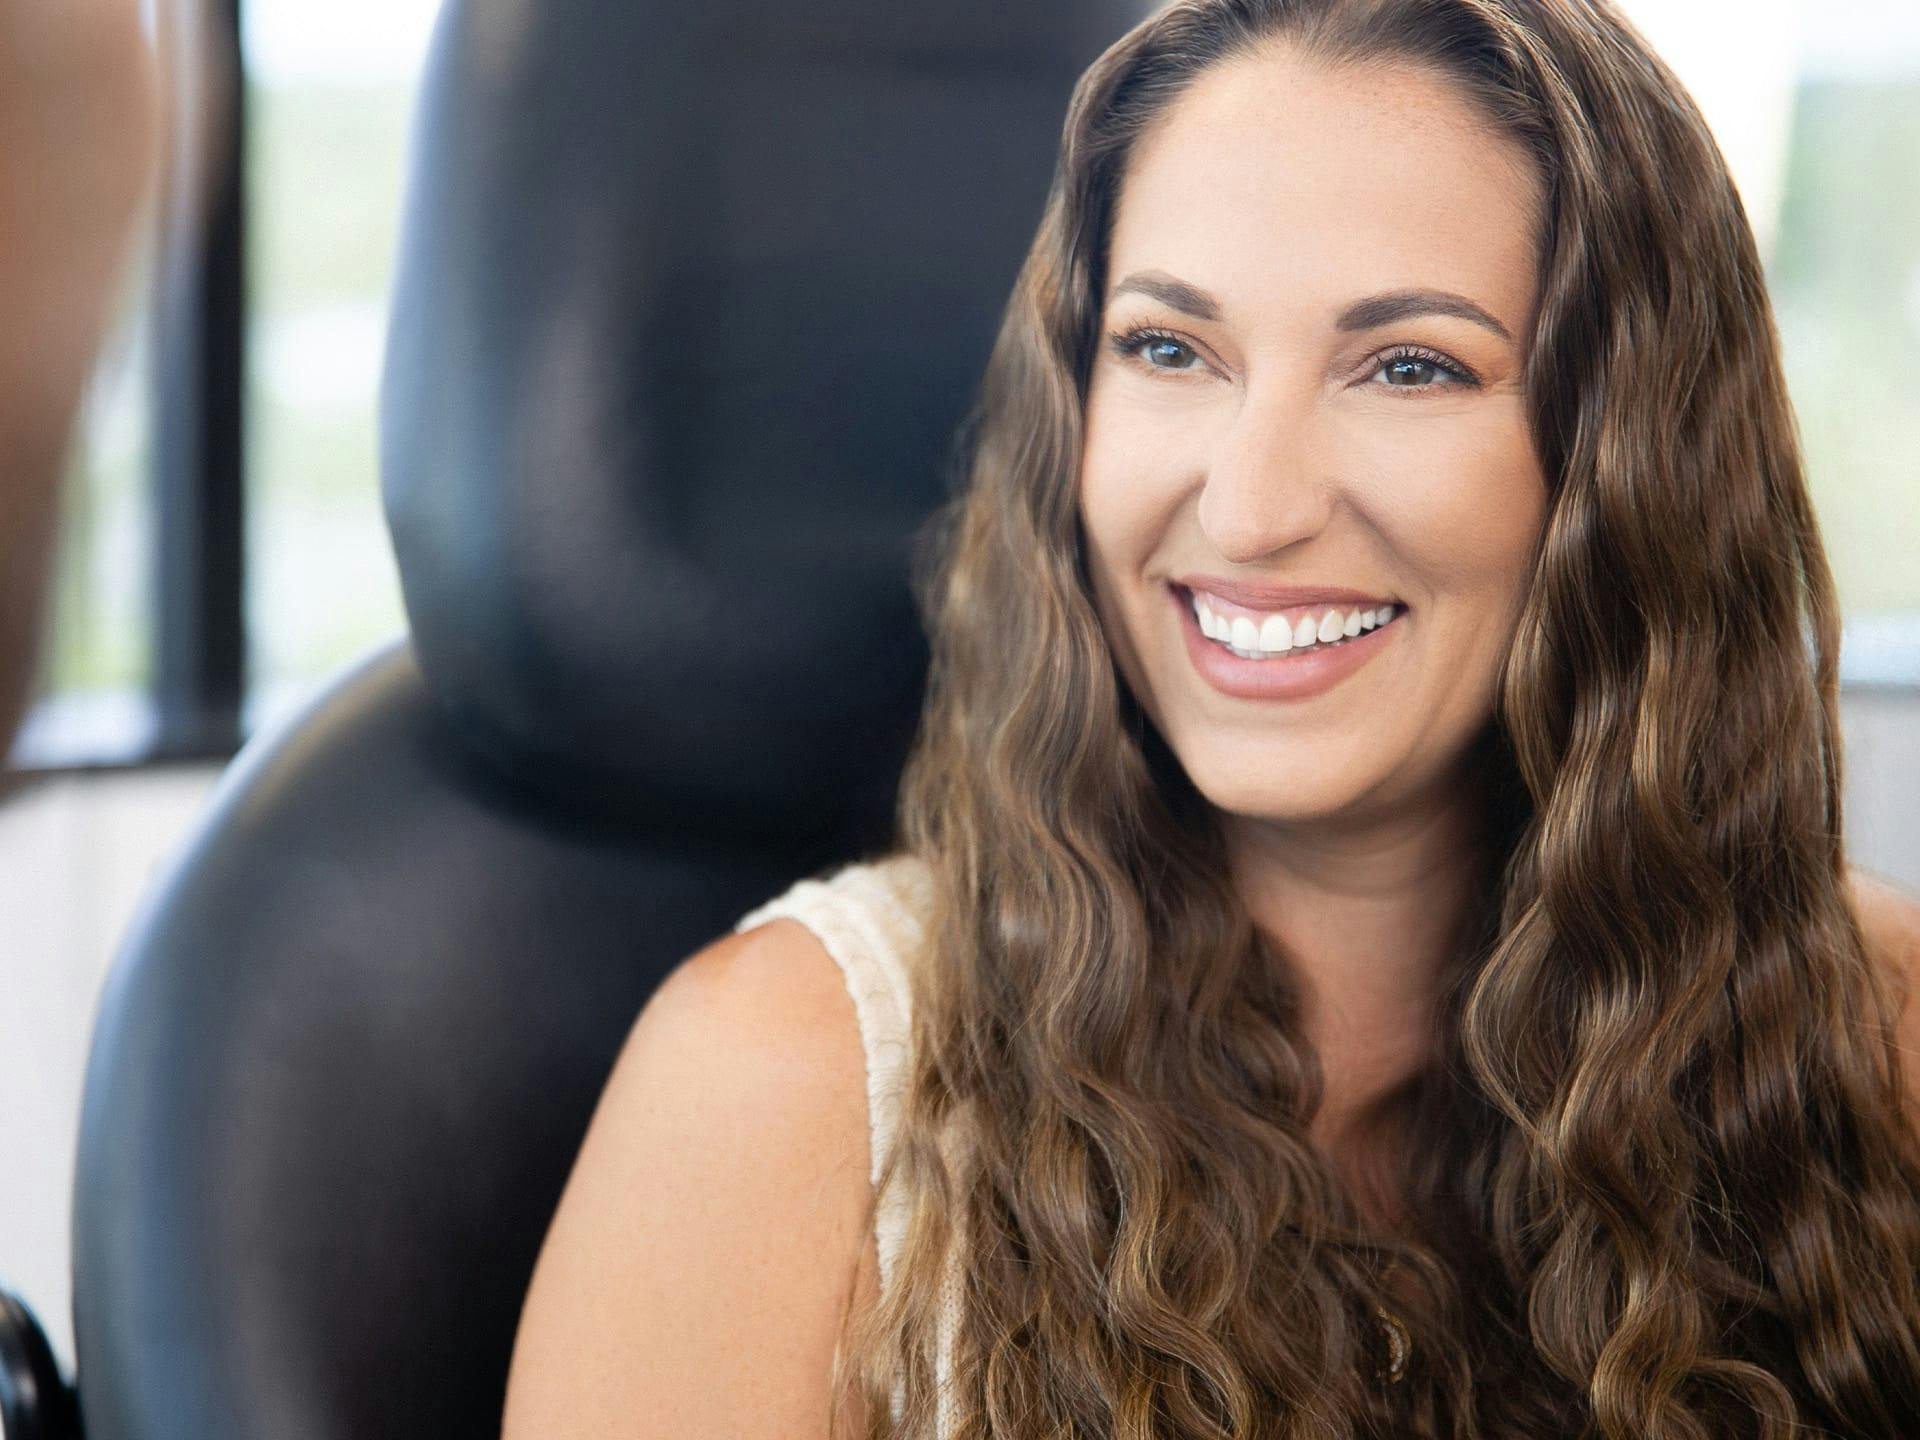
xmin=1104 ymin=326 xmax=1481 ymax=393
xmin=1107 ymin=325 xmax=1204 ymax=372
xmin=1374 ymin=344 xmax=1480 ymax=391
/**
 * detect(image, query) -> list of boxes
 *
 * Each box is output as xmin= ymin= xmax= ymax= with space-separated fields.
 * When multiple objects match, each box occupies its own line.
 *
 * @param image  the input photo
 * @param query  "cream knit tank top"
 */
xmin=731 ymin=852 xmax=961 ymax=1435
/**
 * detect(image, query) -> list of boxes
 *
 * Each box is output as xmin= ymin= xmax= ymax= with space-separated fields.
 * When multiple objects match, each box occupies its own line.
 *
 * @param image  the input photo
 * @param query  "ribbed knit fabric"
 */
xmin=731 ymin=852 xmax=960 ymax=1435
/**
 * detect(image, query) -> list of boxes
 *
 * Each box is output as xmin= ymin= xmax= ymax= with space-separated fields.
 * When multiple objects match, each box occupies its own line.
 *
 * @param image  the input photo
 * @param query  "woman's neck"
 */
xmin=1222 ymin=784 xmax=1495 ymax=1163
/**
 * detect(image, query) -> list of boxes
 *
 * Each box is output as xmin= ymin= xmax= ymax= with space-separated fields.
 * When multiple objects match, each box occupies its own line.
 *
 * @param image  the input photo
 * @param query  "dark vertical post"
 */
xmin=151 ymin=0 xmax=246 ymax=759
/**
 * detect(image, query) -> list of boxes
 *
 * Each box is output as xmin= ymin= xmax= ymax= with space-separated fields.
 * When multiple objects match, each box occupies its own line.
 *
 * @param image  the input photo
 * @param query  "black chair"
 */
xmin=1 ymin=1286 xmax=80 ymax=1439
xmin=59 ymin=1 xmax=1139 ymax=1436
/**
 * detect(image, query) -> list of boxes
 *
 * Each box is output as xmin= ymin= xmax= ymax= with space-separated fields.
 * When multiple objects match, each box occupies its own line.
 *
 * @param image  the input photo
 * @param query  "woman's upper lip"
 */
xmin=1171 ymin=574 xmax=1401 ymax=610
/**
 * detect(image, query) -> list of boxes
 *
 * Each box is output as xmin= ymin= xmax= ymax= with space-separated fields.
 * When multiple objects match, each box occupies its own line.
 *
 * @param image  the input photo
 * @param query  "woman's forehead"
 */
xmin=1107 ymin=48 xmax=1543 ymax=337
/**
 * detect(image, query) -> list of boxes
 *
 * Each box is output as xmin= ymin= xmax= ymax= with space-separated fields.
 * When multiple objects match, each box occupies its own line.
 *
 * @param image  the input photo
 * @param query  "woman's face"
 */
xmin=1079 ymin=45 xmax=1548 ymax=832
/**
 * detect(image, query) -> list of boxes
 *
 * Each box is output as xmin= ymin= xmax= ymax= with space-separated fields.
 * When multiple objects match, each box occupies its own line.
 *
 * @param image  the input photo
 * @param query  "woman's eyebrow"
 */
xmin=1337 ymin=288 xmax=1512 ymax=343
xmin=1107 ymin=270 xmax=1511 ymax=343
xmin=1108 ymin=270 xmax=1219 ymax=320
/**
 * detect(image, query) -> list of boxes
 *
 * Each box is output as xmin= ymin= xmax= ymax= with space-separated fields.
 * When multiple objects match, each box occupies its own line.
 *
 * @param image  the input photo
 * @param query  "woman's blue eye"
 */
xmin=1109 ymin=327 xmax=1204 ymax=372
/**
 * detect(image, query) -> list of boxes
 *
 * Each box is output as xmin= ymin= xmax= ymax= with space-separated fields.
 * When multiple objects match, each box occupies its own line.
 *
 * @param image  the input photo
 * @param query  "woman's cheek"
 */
xmin=1354 ymin=415 xmax=1545 ymax=590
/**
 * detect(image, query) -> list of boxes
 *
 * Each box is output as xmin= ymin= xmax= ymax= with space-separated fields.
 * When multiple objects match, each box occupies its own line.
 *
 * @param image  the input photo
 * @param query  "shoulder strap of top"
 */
xmin=730 ymin=853 xmax=933 ymax=1299
xmin=732 ymin=853 xmax=962 ymax=1436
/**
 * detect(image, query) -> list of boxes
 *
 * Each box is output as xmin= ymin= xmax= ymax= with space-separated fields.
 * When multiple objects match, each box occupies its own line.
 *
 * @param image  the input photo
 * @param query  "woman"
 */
xmin=503 ymin=1 xmax=1920 ymax=1435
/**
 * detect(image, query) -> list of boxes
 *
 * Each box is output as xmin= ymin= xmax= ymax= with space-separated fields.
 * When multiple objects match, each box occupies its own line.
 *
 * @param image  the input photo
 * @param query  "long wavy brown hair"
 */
xmin=830 ymin=1 xmax=1920 ymax=1435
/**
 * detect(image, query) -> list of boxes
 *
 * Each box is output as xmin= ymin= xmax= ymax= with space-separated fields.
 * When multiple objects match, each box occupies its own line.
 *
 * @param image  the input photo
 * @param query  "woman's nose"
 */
xmin=1193 ymin=386 xmax=1336 ymax=565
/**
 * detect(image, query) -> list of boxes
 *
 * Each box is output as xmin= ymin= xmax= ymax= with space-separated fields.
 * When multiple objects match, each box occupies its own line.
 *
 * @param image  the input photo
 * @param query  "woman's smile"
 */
xmin=1169 ymin=580 xmax=1408 ymax=702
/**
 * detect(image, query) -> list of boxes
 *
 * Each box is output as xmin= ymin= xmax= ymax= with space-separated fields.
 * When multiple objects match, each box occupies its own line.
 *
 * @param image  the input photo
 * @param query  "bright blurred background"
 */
xmin=1 ymin=0 xmax=1916 ymax=1371
xmin=18 ymin=0 xmax=442 ymax=762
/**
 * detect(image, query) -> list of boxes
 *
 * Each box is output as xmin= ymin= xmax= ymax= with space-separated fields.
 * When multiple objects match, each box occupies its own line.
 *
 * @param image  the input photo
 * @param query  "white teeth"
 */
xmin=1188 ymin=590 xmax=1400 ymax=660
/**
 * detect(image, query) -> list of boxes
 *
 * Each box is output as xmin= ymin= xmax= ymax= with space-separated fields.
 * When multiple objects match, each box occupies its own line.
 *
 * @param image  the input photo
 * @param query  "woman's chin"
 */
xmin=1187 ymin=766 xmax=1377 ymax=831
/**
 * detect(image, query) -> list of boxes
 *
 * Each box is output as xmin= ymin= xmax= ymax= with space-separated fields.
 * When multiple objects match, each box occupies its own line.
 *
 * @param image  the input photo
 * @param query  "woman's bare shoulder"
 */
xmin=502 ymin=919 xmax=877 ymax=1439
xmin=1848 ymin=866 xmax=1920 ymax=1109
xmin=1850 ymin=866 xmax=1920 ymax=992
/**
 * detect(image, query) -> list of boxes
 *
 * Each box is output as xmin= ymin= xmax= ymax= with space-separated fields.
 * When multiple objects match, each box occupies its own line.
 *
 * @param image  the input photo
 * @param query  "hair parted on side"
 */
xmin=829 ymin=2 xmax=1920 ymax=1435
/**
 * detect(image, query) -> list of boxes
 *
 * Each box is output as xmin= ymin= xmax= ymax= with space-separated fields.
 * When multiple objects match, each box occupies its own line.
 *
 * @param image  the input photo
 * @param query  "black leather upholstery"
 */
xmin=381 ymin=0 xmax=1135 ymax=836
xmin=69 ymin=1 xmax=1139 ymax=1436
xmin=1 ymin=1286 xmax=80 ymax=1440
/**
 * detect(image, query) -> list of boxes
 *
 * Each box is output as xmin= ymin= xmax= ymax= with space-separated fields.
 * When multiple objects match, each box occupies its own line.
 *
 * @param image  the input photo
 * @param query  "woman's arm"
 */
xmin=501 ymin=919 xmax=879 ymax=1438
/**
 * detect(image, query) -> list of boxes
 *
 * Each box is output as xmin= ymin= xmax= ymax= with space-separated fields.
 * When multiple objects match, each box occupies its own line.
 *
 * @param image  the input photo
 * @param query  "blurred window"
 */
xmin=13 ymin=0 xmax=440 ymax=769
xmin=1769 ymin=5 xmax=1920 ymax=683
xmin=241 ymin=0 xmax=440 ymax=732
xmin=20 ymin=277 xmax=160 ymax=763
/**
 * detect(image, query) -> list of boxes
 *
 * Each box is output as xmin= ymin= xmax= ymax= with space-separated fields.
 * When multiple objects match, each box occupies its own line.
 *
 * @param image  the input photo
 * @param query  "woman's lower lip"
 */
xmin=1170 ymin=584 xmax=1402 ymax=701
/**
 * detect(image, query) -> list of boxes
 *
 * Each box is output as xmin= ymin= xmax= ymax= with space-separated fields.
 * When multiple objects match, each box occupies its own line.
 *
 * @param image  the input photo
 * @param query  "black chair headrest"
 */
xmin=381 ymin=0 xmax=1144 ymax=840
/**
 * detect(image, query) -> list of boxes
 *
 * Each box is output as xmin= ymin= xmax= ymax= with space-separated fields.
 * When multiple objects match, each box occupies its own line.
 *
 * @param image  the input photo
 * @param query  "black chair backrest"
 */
xmin=69 ymin=1 xmax=1138 ymax=1437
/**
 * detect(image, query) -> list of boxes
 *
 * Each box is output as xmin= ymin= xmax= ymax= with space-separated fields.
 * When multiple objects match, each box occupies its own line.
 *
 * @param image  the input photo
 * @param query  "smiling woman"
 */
xmin=503 ymin=2 xmax=1920 ymax=1437
xmin=1080 ymin=45 xmax=1546 ymax=860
